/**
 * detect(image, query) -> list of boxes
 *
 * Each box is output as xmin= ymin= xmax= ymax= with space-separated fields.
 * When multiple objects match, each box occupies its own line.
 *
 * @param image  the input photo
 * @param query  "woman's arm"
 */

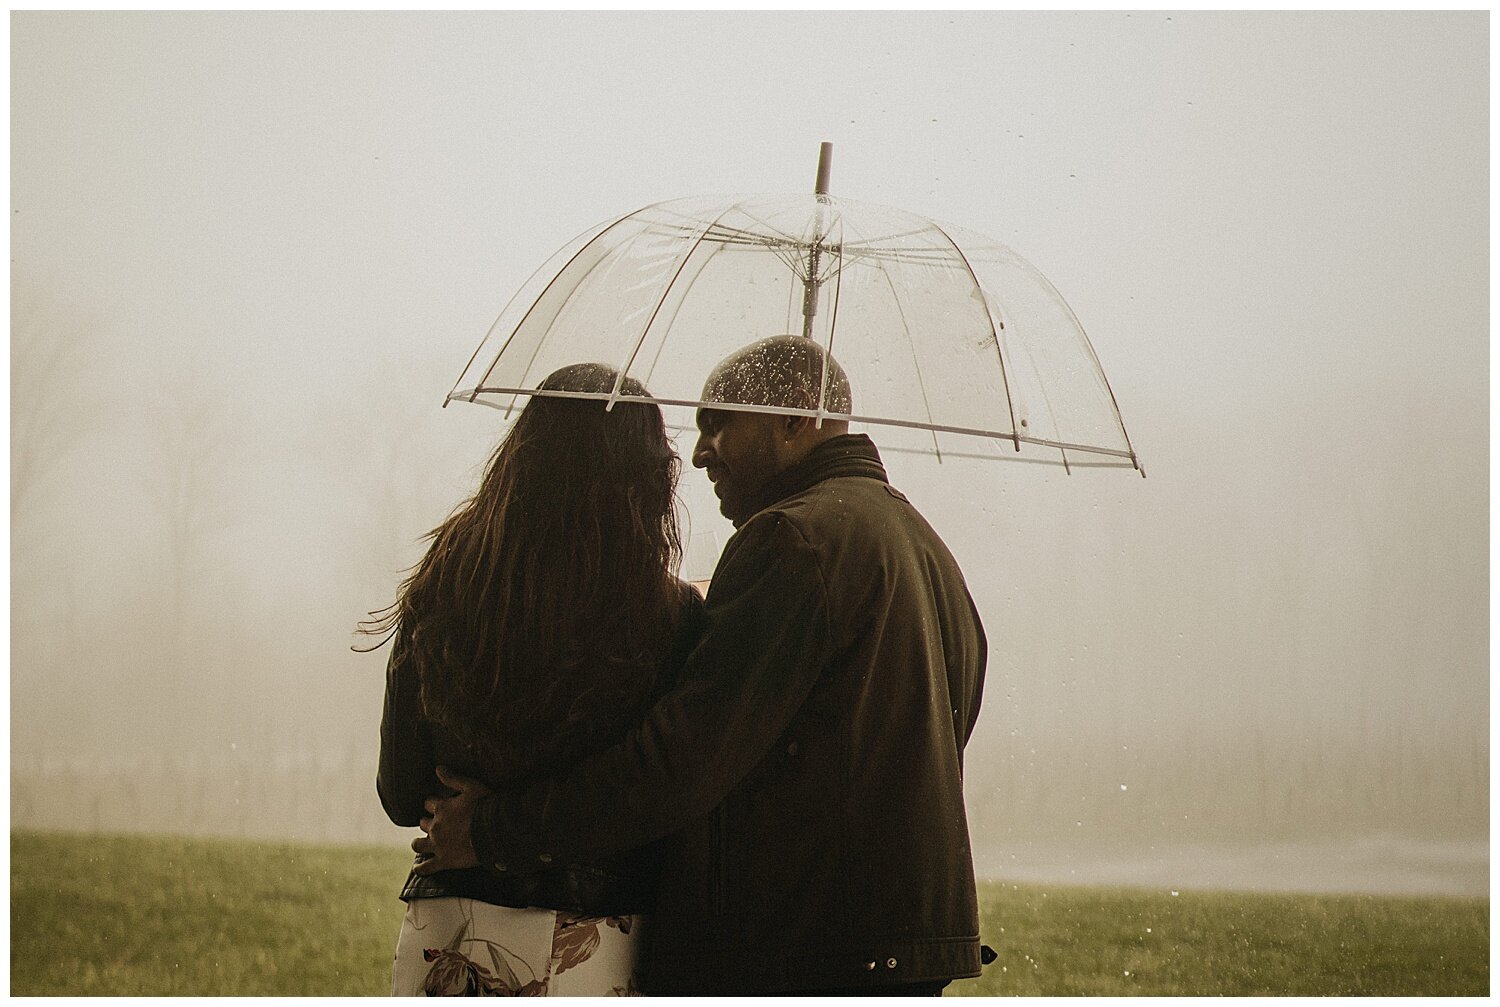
xmin=376 ymin=634 xmax=439 ymax=827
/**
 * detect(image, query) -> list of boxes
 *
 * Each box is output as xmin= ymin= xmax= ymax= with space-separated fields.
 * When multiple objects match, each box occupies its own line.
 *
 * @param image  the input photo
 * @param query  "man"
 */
xmin=415 ymin=335 xmax=988 ymax=995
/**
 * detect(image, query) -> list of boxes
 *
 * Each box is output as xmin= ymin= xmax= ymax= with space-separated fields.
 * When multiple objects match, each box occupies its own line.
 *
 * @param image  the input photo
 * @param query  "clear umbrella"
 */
xmin=447 ymin=144 xmax=1141 ymax=474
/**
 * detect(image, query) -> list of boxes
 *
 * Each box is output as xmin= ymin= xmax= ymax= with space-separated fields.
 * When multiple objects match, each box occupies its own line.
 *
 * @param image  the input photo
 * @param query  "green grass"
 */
xmin=11 ymin=829 xmax=412 ymax=995
xmin=11 ymin=830 xmax=1489 ymax=996
xmin=947 ymin=880 xmax=1488 ymax=996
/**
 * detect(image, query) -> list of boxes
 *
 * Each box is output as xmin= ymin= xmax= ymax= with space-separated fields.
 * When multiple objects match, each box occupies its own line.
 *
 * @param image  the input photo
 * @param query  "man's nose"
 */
xmin=691 ymin=434 xmax=713 ymax=469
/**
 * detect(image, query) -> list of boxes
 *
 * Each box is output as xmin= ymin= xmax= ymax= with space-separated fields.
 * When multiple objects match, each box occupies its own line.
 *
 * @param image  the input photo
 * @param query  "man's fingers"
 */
xmin=410 ymin=831 xmax=440 ymax=876
xmin=423 ymin=797 xmax=439 ymax=816
xmin=418 ymin=815 xmax=432 ymax=835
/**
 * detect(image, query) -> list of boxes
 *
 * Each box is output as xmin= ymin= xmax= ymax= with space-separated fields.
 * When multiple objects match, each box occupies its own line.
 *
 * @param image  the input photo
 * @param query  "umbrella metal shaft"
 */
xmin=802 ymin=142 xmax=834 ymax=339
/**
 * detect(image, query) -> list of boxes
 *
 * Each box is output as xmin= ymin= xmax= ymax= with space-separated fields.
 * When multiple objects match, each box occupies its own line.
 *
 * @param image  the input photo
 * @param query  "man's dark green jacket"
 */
xmin=473 ymin=434 xmax=988 ymax=993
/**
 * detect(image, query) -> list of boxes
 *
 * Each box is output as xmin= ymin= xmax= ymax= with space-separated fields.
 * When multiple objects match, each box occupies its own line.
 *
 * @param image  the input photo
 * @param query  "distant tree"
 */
xmin=10 ymin=274 xmax=99 ymax=518
xmin=316 ymin=356 xmax=470 ymax=636
xmin=141 ymin=371 xmax=239 ymax=630
xmin=11 ymin=275 xmax=109 ymax=772
xmin=135 ymin=361 xmax=248 ymax=749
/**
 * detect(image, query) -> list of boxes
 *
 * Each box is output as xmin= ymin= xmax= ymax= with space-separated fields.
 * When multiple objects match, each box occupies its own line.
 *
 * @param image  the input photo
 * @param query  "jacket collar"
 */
xmin=735 ymin=434 xmax=888 ymax=527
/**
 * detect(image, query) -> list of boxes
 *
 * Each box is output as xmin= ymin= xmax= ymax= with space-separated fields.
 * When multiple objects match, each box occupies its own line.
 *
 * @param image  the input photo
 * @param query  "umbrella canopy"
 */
xmin=448 ymin=154 xmax=1140 ymax=473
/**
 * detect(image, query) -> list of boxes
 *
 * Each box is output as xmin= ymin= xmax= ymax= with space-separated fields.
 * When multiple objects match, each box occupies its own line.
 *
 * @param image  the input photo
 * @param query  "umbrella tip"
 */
xmin=815 ymin=142 xmax=833 ymax=196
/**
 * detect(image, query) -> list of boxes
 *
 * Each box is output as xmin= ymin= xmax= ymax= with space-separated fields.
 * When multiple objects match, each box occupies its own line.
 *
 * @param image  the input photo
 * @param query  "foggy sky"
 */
xmin=10 ymin=12 xmax=1488 ymax=894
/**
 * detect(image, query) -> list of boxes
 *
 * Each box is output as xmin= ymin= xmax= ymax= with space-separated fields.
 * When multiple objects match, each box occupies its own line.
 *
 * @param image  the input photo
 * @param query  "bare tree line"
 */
xmin=10 ymin=273 xmax=1487 ymax=889
xmin=9 ymin=274 xmax=440 ymax=765
xmin=11 ymin=715 xmax=1486 ymax=859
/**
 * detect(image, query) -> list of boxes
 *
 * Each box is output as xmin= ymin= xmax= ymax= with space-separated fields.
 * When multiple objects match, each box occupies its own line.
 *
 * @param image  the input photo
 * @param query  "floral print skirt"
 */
xmin=392 ymin=896 xmax=644 ymax=996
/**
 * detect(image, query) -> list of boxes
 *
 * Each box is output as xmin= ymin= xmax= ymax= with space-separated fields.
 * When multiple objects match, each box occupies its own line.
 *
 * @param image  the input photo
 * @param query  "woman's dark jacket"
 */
xmin=376 ymin=581 xmax=706 ymax=916
xmin=469 ymin=435 xmax=988 ymax=994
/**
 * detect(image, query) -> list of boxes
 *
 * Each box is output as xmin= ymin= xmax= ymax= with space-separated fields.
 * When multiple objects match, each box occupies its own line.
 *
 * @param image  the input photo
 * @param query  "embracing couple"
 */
xmin=369 ymin=335 xmax=988 ymax=996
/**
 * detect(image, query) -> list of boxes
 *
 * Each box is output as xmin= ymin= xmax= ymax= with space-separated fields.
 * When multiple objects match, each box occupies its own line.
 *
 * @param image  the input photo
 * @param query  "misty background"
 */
xmin=11 ymin=12 xmax=1487 ymax=897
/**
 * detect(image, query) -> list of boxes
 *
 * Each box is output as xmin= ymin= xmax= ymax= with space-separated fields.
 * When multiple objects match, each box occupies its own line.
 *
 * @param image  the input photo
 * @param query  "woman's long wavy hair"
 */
xmin=362 ymin=363 xmax=682 ymax=779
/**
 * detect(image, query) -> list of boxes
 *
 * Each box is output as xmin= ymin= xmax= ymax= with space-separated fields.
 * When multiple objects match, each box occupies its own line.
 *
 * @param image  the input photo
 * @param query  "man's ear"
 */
xmin=782 ymin=415 xmax=815 ymax=441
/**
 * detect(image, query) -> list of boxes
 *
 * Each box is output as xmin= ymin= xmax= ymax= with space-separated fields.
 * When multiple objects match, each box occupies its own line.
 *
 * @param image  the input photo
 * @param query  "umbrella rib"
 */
xmin=838 ymin=224 xmax=941 ymax=248
xmin=461 ymin=386 xmax=1137 ymax=460
xmin=1010 ymin=253 xmax=1142 ymax=473
xmin=848 ymin=245 xmax=970 ymax=262
xmin=816 ymin=212 xmax=845 ymax=424
xmin=696 ymin=231 xmax=797 ymax=251
xmin=608 ymin=198 xmax=754 ymax=407
xmin=637 ymin=238 xmax=729 ymax=393
xmin=460 ymin=204 xmax=645 ymax=412
xmin=692 ymin=201 xmax=946 ymax=258
xmin=927 ymin=220 xmax=1022 ymax=451
xmin=700 ymin=221 xmax=803 ymax=246
xmin=871 ymin=258 xmax=944 ymax=461
xmin=673 ymin=206 xmax=816 ymax=258
xmin=783 ymin=256 xmax=800 ymax=331
xmin=729 ymin=202 xmax=815 ymax=247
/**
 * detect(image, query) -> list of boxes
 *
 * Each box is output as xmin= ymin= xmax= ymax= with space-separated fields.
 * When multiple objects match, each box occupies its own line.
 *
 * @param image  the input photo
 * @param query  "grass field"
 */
xmin=11 ymin=830 xmax=1489 ymax=996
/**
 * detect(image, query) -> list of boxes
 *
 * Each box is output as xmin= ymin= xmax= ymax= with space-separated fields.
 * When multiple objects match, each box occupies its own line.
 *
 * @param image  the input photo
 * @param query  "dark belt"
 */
xmin=398 ymin=859 xmax=655 ymax=917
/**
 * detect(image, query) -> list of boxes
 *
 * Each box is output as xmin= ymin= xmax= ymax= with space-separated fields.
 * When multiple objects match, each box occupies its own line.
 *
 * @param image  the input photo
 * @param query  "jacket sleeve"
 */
xmin=471 ymin=512 xmax=833 ymax=869
xmin=962 ymin=589 xmax=988 ymax=748
xmin=376 ymin=633 xmax=439 ymax=828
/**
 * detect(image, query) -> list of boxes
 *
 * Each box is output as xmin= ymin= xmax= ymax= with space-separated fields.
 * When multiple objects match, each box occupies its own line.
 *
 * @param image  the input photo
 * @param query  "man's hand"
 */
xmin=411 ymin=766 xmax=490 ymax=875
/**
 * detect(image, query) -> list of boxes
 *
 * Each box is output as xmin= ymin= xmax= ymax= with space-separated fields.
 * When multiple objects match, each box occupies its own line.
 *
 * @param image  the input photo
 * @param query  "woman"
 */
xmin=363 ymin=363 xmax=704 ymax=996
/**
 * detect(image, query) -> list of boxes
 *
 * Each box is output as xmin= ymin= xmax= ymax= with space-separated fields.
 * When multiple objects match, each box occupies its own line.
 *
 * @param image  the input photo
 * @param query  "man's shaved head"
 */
xmin=701 ymin=335 xmax=853 ymax=414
